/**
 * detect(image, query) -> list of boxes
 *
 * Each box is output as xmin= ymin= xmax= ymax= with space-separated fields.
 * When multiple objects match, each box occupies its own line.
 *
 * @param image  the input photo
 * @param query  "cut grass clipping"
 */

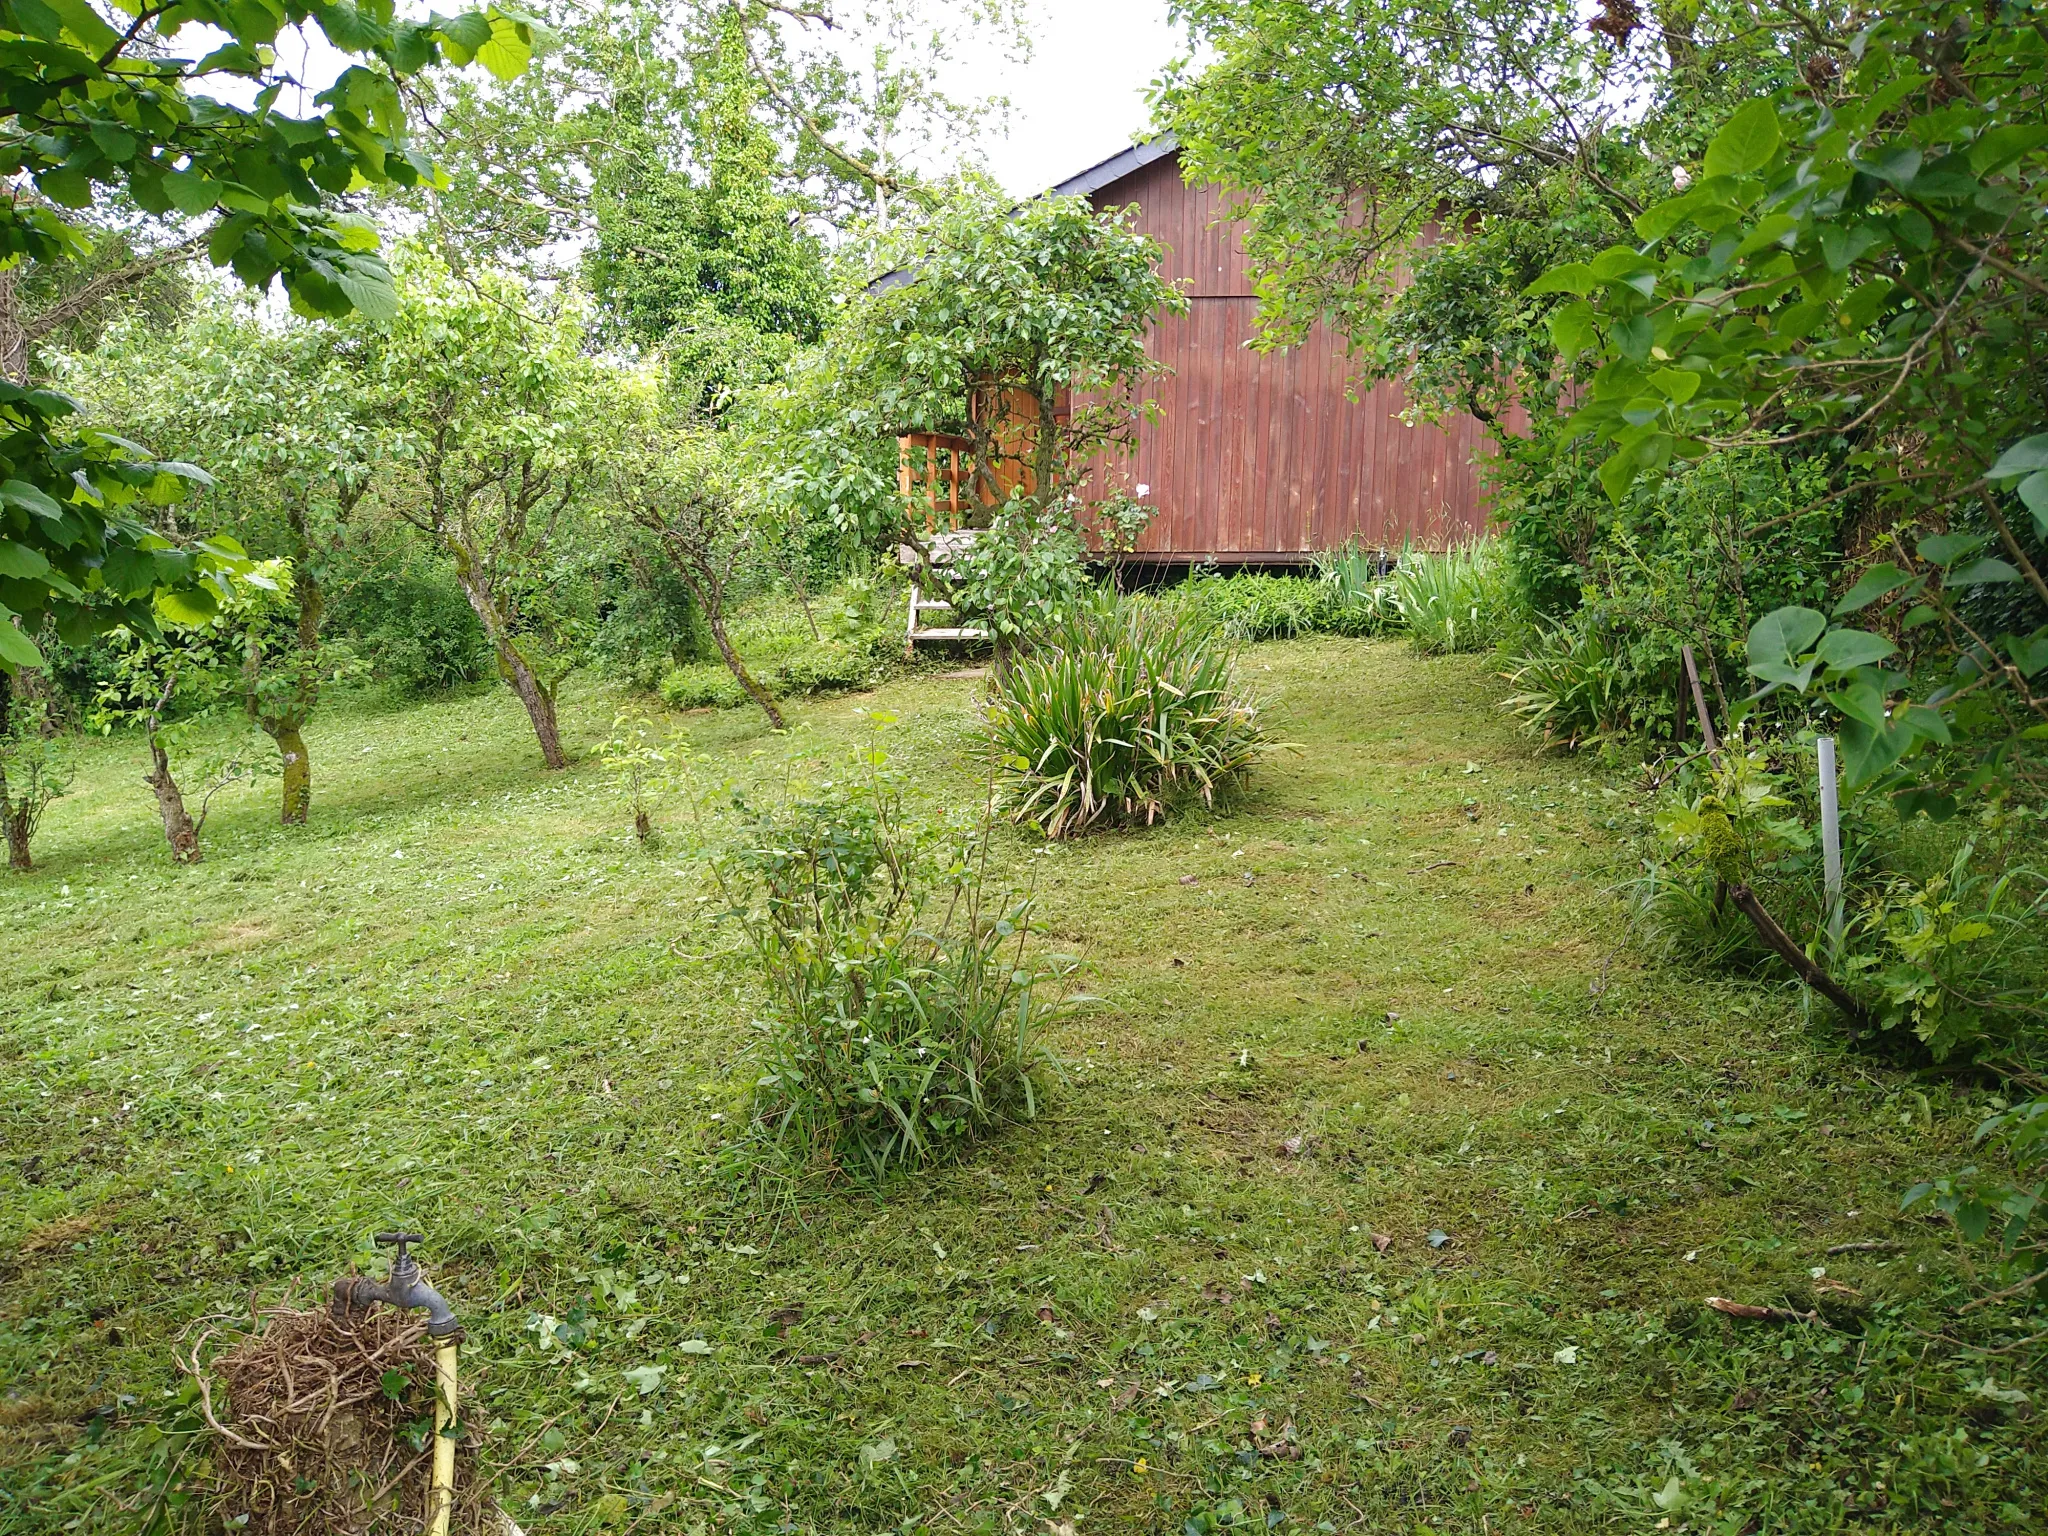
xmin=179 ymin=1299 xmax=493 ymax=1536
xmin=986 ymin=595 xmax=1270 ymax=838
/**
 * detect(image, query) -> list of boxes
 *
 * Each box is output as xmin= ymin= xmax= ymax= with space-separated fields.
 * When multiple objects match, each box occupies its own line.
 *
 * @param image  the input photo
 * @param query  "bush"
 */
xmin=986 ymin=595 xmax=1271 ymax=839
xmin=712 ymin=726 xmax=1067 ymax=1181
xmin=659 ymin=664 xmax=750 ymax=711
xmin=1174 ymin=570 xmax=1338 ymax=640
xmin=327 ymin=562 xmax=493 ymax=695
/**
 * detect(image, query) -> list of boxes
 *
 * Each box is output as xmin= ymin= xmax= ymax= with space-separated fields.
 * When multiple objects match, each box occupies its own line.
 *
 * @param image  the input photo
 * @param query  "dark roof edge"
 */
xmin=865 ymin=131 xmax=1182 ymax=295
xmin=1047 ymin=129 xmax=1181 ymax=201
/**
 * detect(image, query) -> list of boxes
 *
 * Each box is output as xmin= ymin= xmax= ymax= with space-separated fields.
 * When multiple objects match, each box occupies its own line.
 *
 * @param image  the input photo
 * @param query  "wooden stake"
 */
xmin=1682 ymin=644 xmax=1719 ymax=753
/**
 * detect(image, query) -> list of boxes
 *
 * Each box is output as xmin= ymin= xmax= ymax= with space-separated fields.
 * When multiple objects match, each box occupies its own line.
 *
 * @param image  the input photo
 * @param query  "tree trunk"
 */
xmin=144 ymin=738 xmax=203 ymax=864
xmin=452 ymin=556 xmax=569 ymax=770
xmin=272 ymin=723 xmax=311 ymax=824
xmin=705 ymin=612 xmax=785 ymax=729
xmin=505 ymin=655 xmax=568 ymax=769
xmin=3 ymin=800 xmax=31 ymax=871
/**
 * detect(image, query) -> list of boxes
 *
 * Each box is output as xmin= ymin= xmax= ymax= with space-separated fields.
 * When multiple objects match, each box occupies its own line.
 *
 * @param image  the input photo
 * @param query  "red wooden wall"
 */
xmin=1084 ymin=153 xmax=1503 ymax=561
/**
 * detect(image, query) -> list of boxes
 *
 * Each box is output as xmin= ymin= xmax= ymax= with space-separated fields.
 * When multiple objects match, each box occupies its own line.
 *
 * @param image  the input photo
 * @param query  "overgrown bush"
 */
xmin=986 ymin=595 xmax=1271 ymax=839
xmin=709 ymin=724 xmax=1067 ymax=1181
xmin=326 ymin=560 xmax=494 ymax=696
xmin=1173 ymin=570 xmax=1342 ymax=641
xmin=1631 ymin=733 xmax=2048 ymax=1067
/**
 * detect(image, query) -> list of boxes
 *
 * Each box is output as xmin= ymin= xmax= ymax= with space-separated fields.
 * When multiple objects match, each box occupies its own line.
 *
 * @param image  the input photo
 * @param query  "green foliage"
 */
xmin=1393 ymin=540 xmax=1524 ymax=655
xmin=325 ymin=554 xmax=494 ymax=696
xmin=600 ymin=711 xmax=688 ymax=843
xmin=1174 ymin=571 xmax=1345 ymax=642
xmin=846 ymin=188 xmax=1184 ymax=482
xmin=946 ymin=496 xmax=1093 ymax=647
xmin=708 ymin=721 xmax=1065 ymax=1181
xmin=0 ymin=1 xmax=533 ymax=667
xmin=985 ymin=595 xmax=1271 ymax=839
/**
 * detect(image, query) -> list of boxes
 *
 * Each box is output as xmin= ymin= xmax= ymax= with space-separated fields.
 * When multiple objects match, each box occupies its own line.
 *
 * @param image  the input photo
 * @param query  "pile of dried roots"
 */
xmin=180 ymin=1296 xmax=496 ymax=1536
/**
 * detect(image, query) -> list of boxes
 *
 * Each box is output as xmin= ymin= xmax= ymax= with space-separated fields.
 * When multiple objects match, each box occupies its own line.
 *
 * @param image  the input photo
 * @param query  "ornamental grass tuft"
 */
xmin=985 ymin=596 xmax=1271 ymax=839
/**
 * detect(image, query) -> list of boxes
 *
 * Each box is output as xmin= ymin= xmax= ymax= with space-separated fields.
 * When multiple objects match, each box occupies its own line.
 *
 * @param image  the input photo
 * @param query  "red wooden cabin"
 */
xmin=896 ymin=133 xmax=1506 ymax=567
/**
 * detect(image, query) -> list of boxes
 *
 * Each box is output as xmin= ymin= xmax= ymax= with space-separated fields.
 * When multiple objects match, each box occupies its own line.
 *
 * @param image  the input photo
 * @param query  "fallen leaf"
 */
xmin=1278 ymin=1135 xmax=1305 ymax=1158
xmin=1427 ymin=1229 xmax=1451 ymax=1249
xmin=1371 ymin=1233 xmax=1392 ymax=1254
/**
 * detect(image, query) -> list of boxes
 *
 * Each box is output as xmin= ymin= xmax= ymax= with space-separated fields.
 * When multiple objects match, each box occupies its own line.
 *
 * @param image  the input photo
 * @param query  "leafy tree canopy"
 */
xmin=0 ymin=0 xmax=533 ymax=671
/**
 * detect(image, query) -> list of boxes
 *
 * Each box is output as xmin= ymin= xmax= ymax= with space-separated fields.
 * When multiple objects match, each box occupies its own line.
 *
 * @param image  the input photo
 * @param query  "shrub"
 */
xmin=328 ymin=562 xmax=494 ymax=695
xmin=1174 ymin=570 xmax=1338 ymax=640
xmin=712 ymin=724 xmax=1067 ymax=1181
xmin=1313 ymin=541 xmax=1404 ymax=635
xmin=660 ymin=664 xmax=750 ymax=711
xmin=986 ymin=596 xmax=1271 ymax=839
xmin=1499 ymin=610 xmax=1636 ymax=750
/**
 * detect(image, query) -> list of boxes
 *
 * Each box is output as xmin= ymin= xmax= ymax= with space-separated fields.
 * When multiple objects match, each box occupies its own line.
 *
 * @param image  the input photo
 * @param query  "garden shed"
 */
xmin=1044 ymin=132 xmax=1501 ymax=564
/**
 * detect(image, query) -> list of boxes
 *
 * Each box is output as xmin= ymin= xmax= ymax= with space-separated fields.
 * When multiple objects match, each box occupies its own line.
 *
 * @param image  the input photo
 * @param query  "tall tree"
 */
xmin=364 ymin=255 xmax=596 ymax=769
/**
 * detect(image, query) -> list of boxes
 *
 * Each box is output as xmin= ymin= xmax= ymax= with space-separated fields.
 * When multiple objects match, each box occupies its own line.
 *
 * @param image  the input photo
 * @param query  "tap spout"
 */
xmin=330 ymin=1232 xmax=464 ymax=1340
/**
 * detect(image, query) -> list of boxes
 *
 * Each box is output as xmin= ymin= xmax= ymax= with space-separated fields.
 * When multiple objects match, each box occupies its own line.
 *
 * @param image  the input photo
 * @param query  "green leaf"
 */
xmin=44 ymin=0 xmax=120 ymax=51
xmin=1525 ymin=263 xmax=1597 ymax=297
xmin=476 ymin=15 xmax=532 ymax=81
xmin=1650 ymin=368 xmax=1699 ymax=403
xmin=2017 ymin=472 xmax=2048 ymax=541
xmin=623 ymin=1362 xmax=667 ymax=1395
xmin=35 ymin=166 xmax=94 ymax=209
xmin=676 ymin=1337 xmax=713 ymax=1355
xmin=0 ymin=480 xmax=64 ymax=521
xmin=1917 ymin=531 xmax=1990 ymax=566
xmin=1703 ymin=100 xmax=1782 ymax=178
xmin=0 ymin=540 xmax=53 ymax=580
xmin=1612 ymin=315 xmax=1653 ymax=362
xmin=1945 ymin=557 xmax=2020 ymax=586
xmin=1747 ymin=605 xmax=1826 ymax=668
xmin=1815 ymin=628 xmax=1898 ymax=671
xmin=1832 ymin=563 xmax=1917 ymax=615
xmin=333 ymin=261 xmax=400 ymax=322
xmin=1818 ymin=223 xmax=1883 ymax=272
xmin=1987 ymin=433 xmax=2048 ymax=481
xmin=1546 ymin=301 xmax=1595 ymax=359
xmin=1597 ymin=449 xmax=1637 ymax=503
xmin=1839 ymin=716 xmax=1908 ymax=787
xmin=164 ymin=170 xmax=222 ymax=217
xmin=2008 ymin=630 xmax=2048 ymax=679
xmin=1632 ymin=192 xmax=1702 ymax=243
xmin=1970 ymin=124 xmax=2048 ymax=175
xmin=0 ymin=605 xmax=45 ymax=671
xmin=155 ymin=586 xmax=220 ymax=625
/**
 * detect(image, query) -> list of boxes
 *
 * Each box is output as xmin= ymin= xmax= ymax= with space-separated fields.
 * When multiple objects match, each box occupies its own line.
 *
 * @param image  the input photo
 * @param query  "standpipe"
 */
xmin=330 ymin=1232 xmax=463 ymax=1536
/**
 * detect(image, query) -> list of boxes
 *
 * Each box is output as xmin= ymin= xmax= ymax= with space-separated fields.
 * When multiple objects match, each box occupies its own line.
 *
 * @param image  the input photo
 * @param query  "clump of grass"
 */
xmin=985 ymin=595 xmax=1271 ymax=839
xmin=1395 ymin=540 xmax=1524 ymax=654
xmin=711 ymin=722 xmax=1066 ymax=1182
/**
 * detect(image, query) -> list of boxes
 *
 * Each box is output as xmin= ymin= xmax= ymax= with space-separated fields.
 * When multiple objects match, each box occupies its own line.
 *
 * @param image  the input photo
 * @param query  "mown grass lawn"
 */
xmin=3 ymin=639 xmax=2039 ymax=1534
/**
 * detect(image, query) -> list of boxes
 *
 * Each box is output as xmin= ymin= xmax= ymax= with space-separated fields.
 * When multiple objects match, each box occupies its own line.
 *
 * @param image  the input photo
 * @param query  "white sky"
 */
xmin=964 ymin=0 xmax=1184 ymax=197
xmin=198 ymin=1 xmax=1187 ymax=201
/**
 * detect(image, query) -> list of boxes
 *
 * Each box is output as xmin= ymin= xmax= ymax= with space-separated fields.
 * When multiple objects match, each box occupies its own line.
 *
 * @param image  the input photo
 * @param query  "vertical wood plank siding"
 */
xmin=1086 ymin=154 xmax=1499 ymax=559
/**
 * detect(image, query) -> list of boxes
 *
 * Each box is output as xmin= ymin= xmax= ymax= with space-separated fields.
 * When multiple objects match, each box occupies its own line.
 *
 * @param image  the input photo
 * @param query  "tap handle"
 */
xmin=375 ymin=1231 xmax=425 ymax=1267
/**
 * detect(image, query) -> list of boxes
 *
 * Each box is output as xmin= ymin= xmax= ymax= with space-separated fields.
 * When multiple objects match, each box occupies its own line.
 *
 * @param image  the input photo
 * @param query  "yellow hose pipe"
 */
xmin=428 ymin=1336 xmax=458 ymax=1536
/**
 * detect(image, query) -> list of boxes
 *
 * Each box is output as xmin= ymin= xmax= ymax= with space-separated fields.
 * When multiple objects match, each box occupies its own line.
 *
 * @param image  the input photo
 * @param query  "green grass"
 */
xmin=3 ymin=644 xmax=2041 ymax=1533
